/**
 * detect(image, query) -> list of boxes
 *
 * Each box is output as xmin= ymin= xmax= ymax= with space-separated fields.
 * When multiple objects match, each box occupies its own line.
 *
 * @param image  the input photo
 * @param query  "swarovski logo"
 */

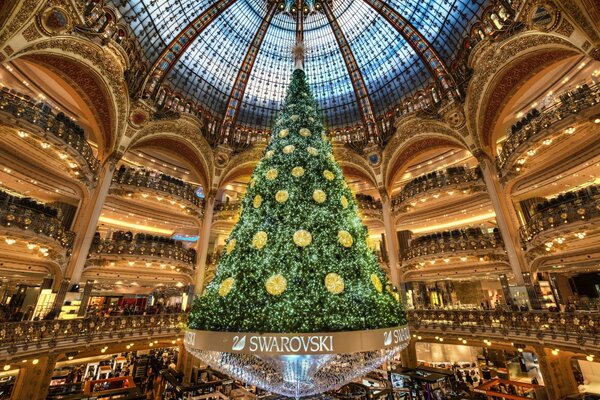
xmin=383 ymin=331 xmax=393 ymax=346
xmin=232 ymin=335 xmax=247 ymax=351
xmin=231 ymin=334 xmax=334 ymax=353
xmin=383 ymin=328 xmax=409 ymax=346
xmin=185 ymin=331 xmax=196 ymax=345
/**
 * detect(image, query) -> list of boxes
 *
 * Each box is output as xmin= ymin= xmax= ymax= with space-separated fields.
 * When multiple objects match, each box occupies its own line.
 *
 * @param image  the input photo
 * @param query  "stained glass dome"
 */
xmin=111 ymin=0 xmax=489 ymax=130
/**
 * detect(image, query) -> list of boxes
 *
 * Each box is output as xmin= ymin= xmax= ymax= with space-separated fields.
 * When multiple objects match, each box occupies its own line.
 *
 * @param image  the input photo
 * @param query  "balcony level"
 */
xmin=0 ymin=87 xmax=99 ymax=184
xmin=392 ymin=166 xmax=485 ymax=214
xmin=111 ymin=166 xmax=204 ymax=217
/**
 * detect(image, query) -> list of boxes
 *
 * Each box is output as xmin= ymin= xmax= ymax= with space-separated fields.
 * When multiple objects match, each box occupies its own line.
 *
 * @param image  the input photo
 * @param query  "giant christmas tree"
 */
xmin=186 ymin=68 xmax=408 ymax=397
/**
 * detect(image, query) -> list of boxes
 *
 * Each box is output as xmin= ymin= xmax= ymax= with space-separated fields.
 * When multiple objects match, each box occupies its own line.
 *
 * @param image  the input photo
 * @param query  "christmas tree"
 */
xmin=189 ymin=69 xmax=405 ymax=333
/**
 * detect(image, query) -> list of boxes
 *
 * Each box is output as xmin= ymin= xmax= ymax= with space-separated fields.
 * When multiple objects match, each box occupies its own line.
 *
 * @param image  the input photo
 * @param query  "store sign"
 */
xmin=185 ymin=326 xmax=409 ymax=355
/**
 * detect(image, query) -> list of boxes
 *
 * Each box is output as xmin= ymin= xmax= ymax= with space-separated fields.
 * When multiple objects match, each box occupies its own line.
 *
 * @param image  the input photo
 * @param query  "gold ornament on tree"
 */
xmin=307 ymin=147 xmax=318 ymax=156
xmin=219 ymin=277 xmax=235 ymax=297
xmin=252 ymin=231 xmax=268 ymax=249
xmin=226 ymin=239 xmax=236 ymax=254
xmin=278 ymin=129 xmax=289 ymax=138
xmin=324 ymin=273 xmax=345 ymax=294
xmin=265 ymin=150 xmax=274 ymax=159
xmin=292 ymin=166 xmax=305 ymax=177
xmin=338 ymin=230 xmax=353 ymax=248
xmin=340 ymin=196 xmax=349 ymax=209
xmin=290 ymin=115 xmax=299 ymax=122
xmin=371 ymin=274 xmax=383 ymax=293
xmin=283 ymin=145 xmax=295 ymax=154
xmin=323 ymin=170 xmax=335 ymax=181
xmin=266 ymin=169 xmax=278 ymax=180
xmin=293 ymin=230 xmax=312 ymax=247
xmin=299 ymin=128 xmax=311 ymax=137
xmin=275 ymin=190 xmax=289 ymax=203
xmin=266 ymin=274 xmax=287 ymax=295
xmin=313 ymin=190 xmax=327 ymax=203
xmin=253 ymin=195 xmax=263 ymax=208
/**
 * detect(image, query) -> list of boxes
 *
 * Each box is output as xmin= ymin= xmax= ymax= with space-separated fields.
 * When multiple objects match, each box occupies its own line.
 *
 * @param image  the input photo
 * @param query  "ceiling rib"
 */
xmin=142 ymin=0 xmax=238 ymax=97
xmin=221 ymin=4 xmax=278 ymax=139
xmin=321 ymin=1 xmax=380 ymax=141
xmin=360 ymin=0 xmax=456 ymax=95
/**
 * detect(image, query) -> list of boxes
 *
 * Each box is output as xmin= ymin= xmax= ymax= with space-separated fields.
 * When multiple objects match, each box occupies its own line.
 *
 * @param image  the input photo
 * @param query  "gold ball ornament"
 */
xmin=323 ymin=170 xmax=335 ymax=181
xmin=308 ymin=116 xmax=315 ymax=122
xmin=219 ymin=278 xmax=234 ymax=297
xmin=278 ymin=129 xmax=289 ymax=138
xmin=253 ymin=195 xmax=262 ymax=208
xmin=265 ymin=150 xmax=274 ymax=159
xmin=329 ymin=153 xmax=335 ymax=161
xmin=371 ymin=274 xmax=383 ymax=293
xmin=313 ymin=190 xmax=327 ymax=203
xmin=283 ymin=145 xmax=295 ymax=154
xmin=340 ymin=196 xmax=349 ymax=209
xmin=299 ymin=128 xmax=311 ymax=137
xmin=338 ymin=230 xmax=353 ymax=248
xmin=252 ymin=231 xmax=268 ymax=249
xmin=226 ymin=239 xmax=236 ymax=254
xmin=266 ymin=169 xmax=278 ymax=180
xmin=266 ymin=274 xmax=287 ymax=295
xmin=307 ymin=147 xmax=318 ymax=156
xmin=324 ymin=273 xmax=345 ymax=294
xmin=293 ymin=230 xmax=312 ymax=247
xmin=290 ymin=115 xmax=299 ymax=122
xmin=275 ymin=190 xmax=289 ymax=203
xmin=292 ymin=166 xmax=305 ymax=177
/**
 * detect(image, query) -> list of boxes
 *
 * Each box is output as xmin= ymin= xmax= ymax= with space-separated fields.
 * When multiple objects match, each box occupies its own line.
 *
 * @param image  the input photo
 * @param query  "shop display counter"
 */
xmin=97 ymin=365 xmax=112 ymax=380
xmin=473 ymin=378 xmax=547 ymax=400
xmin=190 ymin=392 xmax=230 ymax=400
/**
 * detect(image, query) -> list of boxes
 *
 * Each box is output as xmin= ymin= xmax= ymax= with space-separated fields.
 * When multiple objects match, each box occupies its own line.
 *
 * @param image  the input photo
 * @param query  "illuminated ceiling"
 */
xmin=111 ymin=0 xmax=488 ymax=129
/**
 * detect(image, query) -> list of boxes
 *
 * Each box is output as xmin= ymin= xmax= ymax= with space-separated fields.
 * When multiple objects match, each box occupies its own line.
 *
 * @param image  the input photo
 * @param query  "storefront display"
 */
xmin=0 ymin=370 xmax=18 ymax=400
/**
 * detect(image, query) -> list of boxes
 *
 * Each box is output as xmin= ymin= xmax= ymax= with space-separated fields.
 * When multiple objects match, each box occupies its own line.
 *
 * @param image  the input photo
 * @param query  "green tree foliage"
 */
xmin=189 ymin=69 xmax=406 ymax=333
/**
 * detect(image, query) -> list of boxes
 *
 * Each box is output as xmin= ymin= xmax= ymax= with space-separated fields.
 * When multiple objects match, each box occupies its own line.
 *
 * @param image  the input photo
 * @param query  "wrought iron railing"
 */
xmin=213 ymin=201 xmax=241 ymax=223
xmin=392 ymin=167 xmax=483 ymax=210
xmin=89 ymin=237 xmax=196 ymax=265
xmin=404 ymin=230 xmax=503 ymax=261
xmin=519 ymin=195 xmax=600 ymax=243
xmin=112 ymin=167 xmax=203 ymax=209
xmin=496 ymin=82 xmax=600 ymax=173
xmin=356 ymin=197 xmax=383 ymax=220
xmin=0 ymin=314 xmax=187 ymax=354
xmin=0 ymin=203 xmax=75 ymax=249
xmin=0 ymin=88 xmax=100 ymax=175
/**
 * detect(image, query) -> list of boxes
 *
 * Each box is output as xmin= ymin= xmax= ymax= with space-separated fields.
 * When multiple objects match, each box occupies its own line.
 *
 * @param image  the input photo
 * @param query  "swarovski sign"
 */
xmin=185 ymin=325 xmax=409 ymax=355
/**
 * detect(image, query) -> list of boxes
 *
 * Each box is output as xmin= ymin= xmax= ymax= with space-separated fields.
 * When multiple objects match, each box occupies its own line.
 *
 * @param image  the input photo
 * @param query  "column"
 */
xmin=476 ymin=155 xmax=529 ymax=285
xmin=401 ymin=340 xmax=417 ymax=368
xmin=380 ymin=192 xmax=401 ymax=287
xmin=11 ymin=355 xmax=58 ymax=400
xmin=534 ymin=346 xmax=580 ymax=399
xmin=64 ymin=158 xmax=117 ymax=285
xmin=194 ymin=193 xmax=215 ymax=295
xmin=51 ymin=279 xmax=70 ymax=316
xmin=77 ymin=279 xmax=95 ymax=317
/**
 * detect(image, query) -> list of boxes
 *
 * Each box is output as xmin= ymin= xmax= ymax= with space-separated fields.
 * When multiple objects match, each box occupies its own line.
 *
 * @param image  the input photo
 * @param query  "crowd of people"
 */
xmin=0 ymin=189 xmax=59 ymax=219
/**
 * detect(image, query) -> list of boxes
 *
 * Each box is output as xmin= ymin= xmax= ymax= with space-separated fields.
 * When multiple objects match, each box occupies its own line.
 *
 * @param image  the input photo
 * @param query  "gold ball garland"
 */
xmin=307 ymin=147 xmax=318 ymax=156
xmin=292 ymin=166 xmax=305 ymax=177
xmin=253 ymin=195 xmax=262 ymax=208
xmin=219 ymin=277 xmax=234 ymax=297
xmin=324 ymin=273 xmax=344 ymax=294
xmin=323 ymin=170 xmax=335 ymax=181
xmin=266 ymin=274 xmax=287 ymax=295
xmin=371 ymin=274 xmax=383 ymax=293
xmin=278 ymin=129 xmax=289 ymax=138
xmin=266 ymin=168 xmax=278 ymax=180
xmin=338 ymin=230 xmax=353 ymax=248
xmin=275 ymin=190 xmax=289 ymax=203
xmin=313 ymin=190 xmax=327 ymax=203
xmin=283 ymin=145 xmax=295 ymax=154
xmin=340 ymin=196 xmax=349 ymax=209
xmin=252 ymin=231 xmax=268 ymax=249
xmin=226 ymin=239 xmax=236 ymax=254
xmin=299 ymin=128 xmax=311 ymax=137
xmin=293 ymin=230 xmax=312 ymax=247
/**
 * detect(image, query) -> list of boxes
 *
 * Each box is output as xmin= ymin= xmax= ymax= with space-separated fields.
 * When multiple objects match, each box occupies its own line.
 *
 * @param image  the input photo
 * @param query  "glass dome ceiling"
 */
xmin=112 ymin=0 xmax=489 ymax=130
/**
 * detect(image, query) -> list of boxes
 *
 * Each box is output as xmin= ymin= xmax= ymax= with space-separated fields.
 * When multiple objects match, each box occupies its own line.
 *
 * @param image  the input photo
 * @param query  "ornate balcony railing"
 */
xmin=496 ymin=82 xmax=600 ymax=173
xmin=392 ymin=167 xmax=483 ymax=211
xmin=0 ymin=88 xmax=100 ymax=176
xmin=89 ymin=237 xmax=196 ymax=265
xmin=213 ymin=201 xmax=241 ymax=223
xmin=0 ymin=313 xmax=187 ymax=358
xmin=112 ymin=167 xmax=203 ymax=210
xmin=355 ymin=197 xmax=383 ymax=221
xmin=0 ymin=203 xmax=75 ymax=250
xmin=404 ymin=230 xmax=503 ymax=261
xmin=519 ymin=194 xmax=600 ymax=243
xmin=408 ymin=309 xmax=599 ymax=351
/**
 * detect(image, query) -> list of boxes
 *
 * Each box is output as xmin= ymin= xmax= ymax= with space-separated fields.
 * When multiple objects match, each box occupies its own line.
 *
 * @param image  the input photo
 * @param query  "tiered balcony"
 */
xmin=213 ymin=201 xmax=241 ymax=224
xmin=0 ymin=88 xmax=99 ymax=182
xmin=496 ymin=82 xmax=600 ymax=177
xmin=111 ymin=166 xmax=204 ymax=216
xmin=392 ymin=166 xmax=484 ymax=213
xmin=520 ymin=186 xmax=600 ymax=251
xmin=355 ymin=195 xmax=383 ymax=222
xmin=0 ymin=313 xmax=186 ymax=360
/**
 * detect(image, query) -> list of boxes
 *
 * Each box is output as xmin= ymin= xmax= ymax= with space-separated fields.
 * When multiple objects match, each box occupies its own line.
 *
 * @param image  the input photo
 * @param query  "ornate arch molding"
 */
xmin=465 ymin=32 xmax=581 ymax=153
xmin=127 ymin=128 xmax=213 ymax=191
xmin=332 ymin=145 xmax=378 ymax=189
xmin=217 ymin=146 xmax=265 ymax=189
xmin=11 ymin=37 xmax=129 ymax=159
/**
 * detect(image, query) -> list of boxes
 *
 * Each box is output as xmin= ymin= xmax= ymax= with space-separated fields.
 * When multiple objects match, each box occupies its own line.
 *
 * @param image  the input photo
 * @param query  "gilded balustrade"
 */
xmin=89 ymin=238 xmax=196 ymax=266
xmin=404 ymin=230 xmax=503 ymax=261
xmin=213 ymin=201 xmax=241 ymax=223
xmin=0 ymin=88 xmax=100 ymax=176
